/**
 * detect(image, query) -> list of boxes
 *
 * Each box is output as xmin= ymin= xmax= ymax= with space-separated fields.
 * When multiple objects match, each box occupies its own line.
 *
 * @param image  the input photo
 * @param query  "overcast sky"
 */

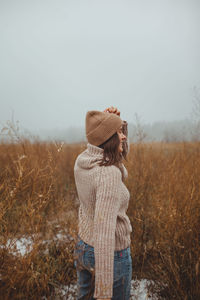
xmin=0 ymin=0 xmax=199 ymax=131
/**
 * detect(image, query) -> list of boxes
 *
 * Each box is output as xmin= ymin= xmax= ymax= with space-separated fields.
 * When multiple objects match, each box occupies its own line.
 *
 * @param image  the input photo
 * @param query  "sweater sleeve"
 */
xmin=93 ymin=166 xmax=121 ymax=299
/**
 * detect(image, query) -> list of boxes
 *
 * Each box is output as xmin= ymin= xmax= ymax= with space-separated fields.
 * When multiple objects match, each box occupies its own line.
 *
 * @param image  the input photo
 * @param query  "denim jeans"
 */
xmin=73 ymin=237 xmax=132 ymax=300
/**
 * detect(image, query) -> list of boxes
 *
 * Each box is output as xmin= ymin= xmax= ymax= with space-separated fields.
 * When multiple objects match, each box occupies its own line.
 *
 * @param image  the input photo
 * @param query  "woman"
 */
xmin=73 ymin=106 xmax=132 ymax=300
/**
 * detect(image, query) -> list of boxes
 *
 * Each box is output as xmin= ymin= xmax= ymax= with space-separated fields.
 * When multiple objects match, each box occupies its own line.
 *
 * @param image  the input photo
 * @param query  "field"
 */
xmin=0 ymin=139 xmax=199 ymax=299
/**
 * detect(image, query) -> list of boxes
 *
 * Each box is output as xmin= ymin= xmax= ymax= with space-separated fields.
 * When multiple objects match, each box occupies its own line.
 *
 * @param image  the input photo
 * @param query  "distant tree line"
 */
xmin=34 ymin=117 xmax=199 ymax=143
xmin=1 ymin=87 xmax=200 ymax=143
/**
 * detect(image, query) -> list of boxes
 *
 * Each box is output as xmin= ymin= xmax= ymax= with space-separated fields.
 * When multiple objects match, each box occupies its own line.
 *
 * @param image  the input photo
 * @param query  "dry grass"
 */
xmin=0 ymin=139 xmax=199 ymax=299
xmin=126 ymin=142 xmax=200 ymax=300
xmin=0 ymin=139 xmax=81 ymax=299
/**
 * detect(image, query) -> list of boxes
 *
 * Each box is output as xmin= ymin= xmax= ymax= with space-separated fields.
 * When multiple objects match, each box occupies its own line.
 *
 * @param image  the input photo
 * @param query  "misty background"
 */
xmin=0 ymin=0 xmax=200 ymax=143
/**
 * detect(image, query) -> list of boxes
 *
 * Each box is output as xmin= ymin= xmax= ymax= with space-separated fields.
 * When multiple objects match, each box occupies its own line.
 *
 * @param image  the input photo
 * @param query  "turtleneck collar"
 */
xmin=87 ymin=143 xmax=104 ymax=157
xmin=84 ymin=143 xmax=128 ymax=180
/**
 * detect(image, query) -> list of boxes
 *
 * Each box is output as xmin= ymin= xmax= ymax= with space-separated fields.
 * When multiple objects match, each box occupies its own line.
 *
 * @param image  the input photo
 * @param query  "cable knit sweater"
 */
xmin=74 ymin=143 xmax=132 ymax=299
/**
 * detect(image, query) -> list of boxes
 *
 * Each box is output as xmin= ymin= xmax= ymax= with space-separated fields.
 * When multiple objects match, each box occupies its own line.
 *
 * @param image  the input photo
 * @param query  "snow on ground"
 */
xmin=130 ymin=279 xmax=156 ymax=300
xmin=5 ymin=237 xmax=33 ymax=256
xmin=1 ymin=235 xmax=156 ymax=299
xmin=50 ymin=280 xmax=155 ymax=299
xmin=1 ymin=233 xmax=74 ymax=256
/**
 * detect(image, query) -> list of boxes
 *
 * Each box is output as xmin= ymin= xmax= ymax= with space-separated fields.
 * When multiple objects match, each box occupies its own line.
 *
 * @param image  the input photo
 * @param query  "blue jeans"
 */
xmin=73 ymin=237 xmax=132 ymax=300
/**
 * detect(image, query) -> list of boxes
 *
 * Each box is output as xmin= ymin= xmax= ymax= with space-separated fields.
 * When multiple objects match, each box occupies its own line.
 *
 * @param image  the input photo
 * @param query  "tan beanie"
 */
xmin=85 ymin=110 xmax=123 ymax=146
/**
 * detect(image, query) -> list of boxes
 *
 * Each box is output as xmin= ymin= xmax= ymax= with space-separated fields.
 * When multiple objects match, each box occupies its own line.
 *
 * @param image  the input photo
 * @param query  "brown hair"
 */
xmin=97 ymin=121 xmax=128 ymax=169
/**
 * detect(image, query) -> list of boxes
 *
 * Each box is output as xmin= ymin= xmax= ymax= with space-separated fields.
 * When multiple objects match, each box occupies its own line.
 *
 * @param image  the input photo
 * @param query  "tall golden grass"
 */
xmin=0 ymin=138 xmax=199 ymax=299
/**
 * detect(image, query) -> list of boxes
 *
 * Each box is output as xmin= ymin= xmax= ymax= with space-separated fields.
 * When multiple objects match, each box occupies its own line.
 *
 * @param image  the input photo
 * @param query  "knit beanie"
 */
xmin=85 ymin=110 xmax=123 ymax=146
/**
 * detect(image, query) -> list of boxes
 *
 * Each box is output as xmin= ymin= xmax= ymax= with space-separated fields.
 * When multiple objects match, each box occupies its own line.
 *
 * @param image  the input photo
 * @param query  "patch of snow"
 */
xmin=51 ymin=280 xmax=156 ymax=299
xmin=1 ymin=231 xmax=73 ymax=257
xmin=5 ymin=237 xmax=33 ymax=256
xmin=54 ymin=232 xmax=74 ymax=242
xmin=130 ymin=279 xmax=156 ymax=299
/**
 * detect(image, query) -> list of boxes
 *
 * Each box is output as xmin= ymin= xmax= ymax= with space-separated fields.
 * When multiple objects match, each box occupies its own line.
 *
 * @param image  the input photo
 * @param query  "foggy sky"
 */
xmin=0 ymin=0 xmax=199 ymax=131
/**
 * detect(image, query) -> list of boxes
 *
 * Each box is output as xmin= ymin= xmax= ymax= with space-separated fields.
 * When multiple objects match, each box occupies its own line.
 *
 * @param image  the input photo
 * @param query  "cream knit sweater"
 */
xmin=74 ymin=143 xmax=132 ymax=298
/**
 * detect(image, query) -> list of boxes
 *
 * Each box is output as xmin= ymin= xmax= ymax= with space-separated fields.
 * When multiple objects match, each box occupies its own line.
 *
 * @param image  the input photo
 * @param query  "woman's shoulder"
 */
xmin=96 ymin=164 xmax=122 ymax=179
xmin=94 ymin=165 xmax=122 ymax=189
xmin=103 ymin=163 xmax=128 ymax=181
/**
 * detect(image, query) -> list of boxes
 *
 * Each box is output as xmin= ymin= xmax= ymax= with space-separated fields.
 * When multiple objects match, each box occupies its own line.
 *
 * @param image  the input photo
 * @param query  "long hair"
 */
xmin=97 ymin=121 xmax=128 ymax=169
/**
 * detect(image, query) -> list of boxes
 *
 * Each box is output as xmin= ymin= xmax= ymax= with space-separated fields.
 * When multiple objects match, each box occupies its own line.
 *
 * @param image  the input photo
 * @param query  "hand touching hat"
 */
xmin=103 ymin=106 xmax=120 ymax=116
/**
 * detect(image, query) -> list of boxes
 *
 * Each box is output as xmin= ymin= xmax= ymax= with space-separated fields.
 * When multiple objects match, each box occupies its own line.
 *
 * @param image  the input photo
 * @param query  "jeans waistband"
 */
xmin=114 ymin=246 xmax=130 ymax=259
xmin=77 ymin=236 xmax=130 ymax=259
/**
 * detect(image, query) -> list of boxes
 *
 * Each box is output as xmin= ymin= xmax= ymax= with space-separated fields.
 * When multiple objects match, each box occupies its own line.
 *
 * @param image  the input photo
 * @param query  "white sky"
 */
xmin=0 ymin=0 xmax=199 ymax=130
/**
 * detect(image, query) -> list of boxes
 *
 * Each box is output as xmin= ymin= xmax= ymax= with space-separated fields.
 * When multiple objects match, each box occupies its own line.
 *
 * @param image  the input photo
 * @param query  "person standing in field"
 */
xmin=73 ymin=106 xmax=132 ymax=300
